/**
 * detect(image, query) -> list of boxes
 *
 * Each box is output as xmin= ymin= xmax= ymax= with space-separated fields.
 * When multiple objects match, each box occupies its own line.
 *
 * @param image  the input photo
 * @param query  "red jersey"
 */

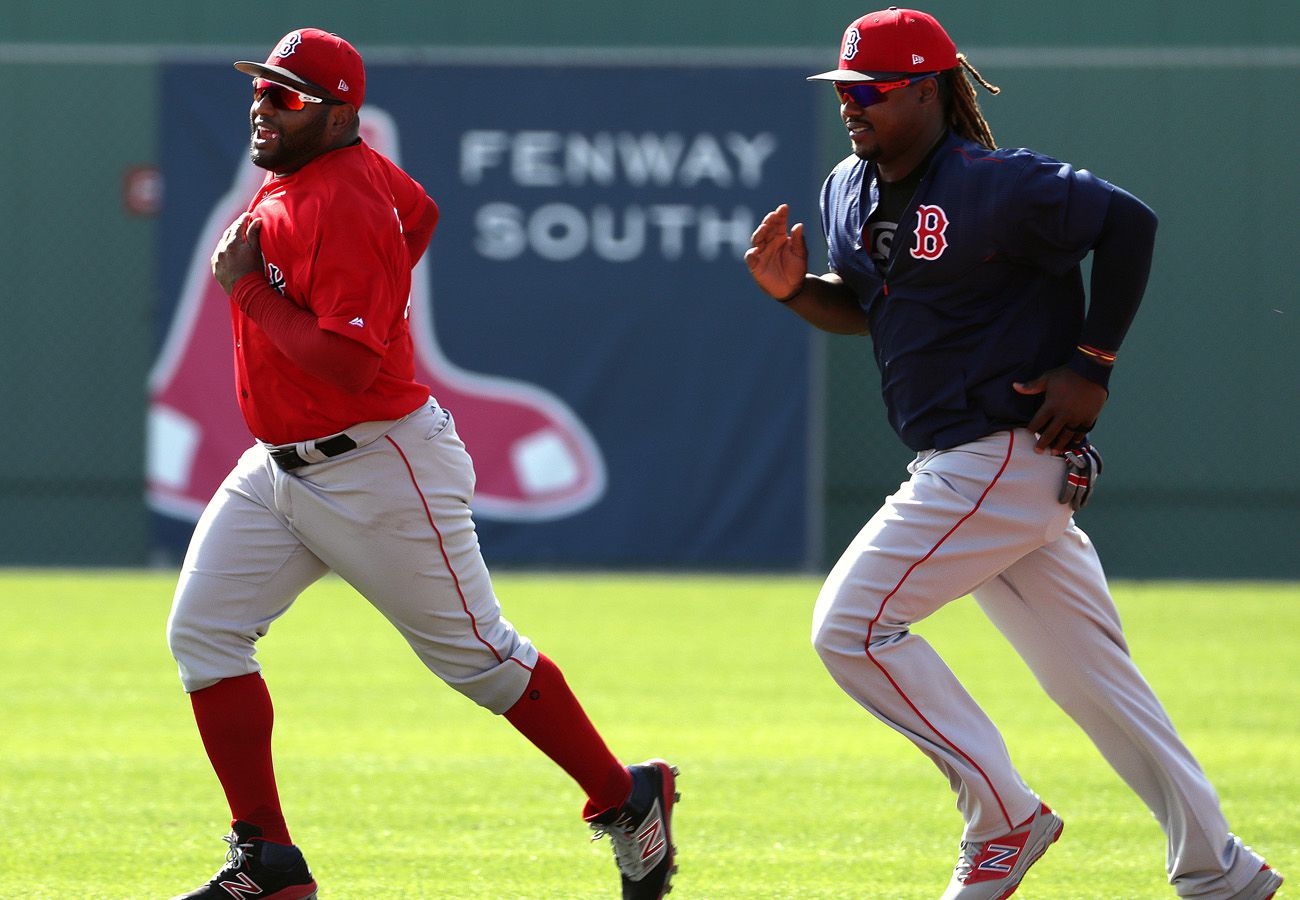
xmin=233 ymin=140 xmax=438 ymax=444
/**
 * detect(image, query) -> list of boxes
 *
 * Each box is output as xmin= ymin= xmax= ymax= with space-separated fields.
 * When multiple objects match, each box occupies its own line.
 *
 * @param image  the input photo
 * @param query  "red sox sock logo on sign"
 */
xmin=909 ymin=204 xmax=949 ymax=260
xmin=147 ymin=107 xmax=607 ymax=524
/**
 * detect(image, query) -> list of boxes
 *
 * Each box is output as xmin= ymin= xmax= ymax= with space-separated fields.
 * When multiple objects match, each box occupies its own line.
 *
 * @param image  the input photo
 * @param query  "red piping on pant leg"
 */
xmin=385 ymin=435 xmax=532 ymax=673
xmin=863 ymin=430 xmax=1017 ymax=831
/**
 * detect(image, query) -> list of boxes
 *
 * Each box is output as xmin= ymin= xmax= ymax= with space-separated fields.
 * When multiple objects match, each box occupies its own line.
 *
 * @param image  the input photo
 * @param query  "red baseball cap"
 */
xmin=234 ymin=28 xmax=365 ymax=108
xmin=807 ymin=7 xmax=958 ymax=83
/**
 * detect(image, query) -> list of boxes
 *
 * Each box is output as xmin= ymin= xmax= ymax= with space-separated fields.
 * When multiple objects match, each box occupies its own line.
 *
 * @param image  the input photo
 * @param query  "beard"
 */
xmin=851 ymin=136 xmax=882 ymax=162
xmin=249 ymin=111 xmax=330 ymax=174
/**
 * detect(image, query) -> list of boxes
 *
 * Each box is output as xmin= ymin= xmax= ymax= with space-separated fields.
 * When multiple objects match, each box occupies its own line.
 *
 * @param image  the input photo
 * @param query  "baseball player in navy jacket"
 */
xmin=746 ymin=8 xmax=1282 ymax=899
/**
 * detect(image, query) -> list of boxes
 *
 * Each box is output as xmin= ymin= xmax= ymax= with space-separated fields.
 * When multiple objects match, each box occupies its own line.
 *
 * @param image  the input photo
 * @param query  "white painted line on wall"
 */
xmin=1 ymin=43 xmax=1298 ymax=67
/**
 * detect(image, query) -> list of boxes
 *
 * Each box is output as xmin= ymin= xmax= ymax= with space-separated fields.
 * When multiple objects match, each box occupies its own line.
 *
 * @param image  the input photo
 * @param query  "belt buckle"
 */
xmin=268 ymin=434 xmax=356 ymax=472
xmin=268 ymin=445 xmax=306 ymax=471
xmin=316 ymin=433 xmax=358 ymax=458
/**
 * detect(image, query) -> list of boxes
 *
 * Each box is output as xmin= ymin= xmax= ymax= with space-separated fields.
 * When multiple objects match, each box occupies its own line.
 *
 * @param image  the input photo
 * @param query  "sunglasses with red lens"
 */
xmin=252 ymin=78 xmax=343 ymax=111
xmin=834 ymin=73 xmax=938 ymax=108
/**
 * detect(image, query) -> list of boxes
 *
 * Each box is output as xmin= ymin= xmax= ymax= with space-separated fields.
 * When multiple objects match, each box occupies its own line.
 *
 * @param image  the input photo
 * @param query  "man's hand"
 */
xmin=1013 ymin=366 xmax=1108 ymax=453
xmin=745 ymin=203 xmax=808 ymax=301
xmin=211 ymin=213 xmax=264 ymax=294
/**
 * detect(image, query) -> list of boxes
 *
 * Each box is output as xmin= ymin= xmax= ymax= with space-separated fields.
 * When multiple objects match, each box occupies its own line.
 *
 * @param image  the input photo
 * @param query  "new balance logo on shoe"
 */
xmin=636 ymin=809 xmax=666 ymax=863
xmin=217 ymin=872 xmax=263 ymax=898
xmin=975 ymin=843 xmax=1020 ymax=874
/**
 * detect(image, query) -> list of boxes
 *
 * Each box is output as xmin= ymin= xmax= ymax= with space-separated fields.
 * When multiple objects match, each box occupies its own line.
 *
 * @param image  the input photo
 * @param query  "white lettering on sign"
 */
xmin=566 ymin=134 xmax=617 ymax=186
xmin=475 ymin=203 xmax=528 ymax=260
xmin=617 ymin=133 xmax=684 ymax=186
xmin=474 ymin=203 xmax=755 ymax=263
xmin=593 ymin=206 xmax=644 ymax=262
xmin=726 ymin=133 xmax=778 ymax=188
xmin=530 ymin=203 xmax=588 ymax=261
xmin=460 ymin=130 xmax=509 ymax=184
xmin=462 ymin=129 xmax=778 ymax=262
xmin=460 ymin=130 xmax=778 ymax=188
xmin=513 ymin=131 xmax=565 ymax=187
xmin=697 ymin=206 xmax=755 ymax=261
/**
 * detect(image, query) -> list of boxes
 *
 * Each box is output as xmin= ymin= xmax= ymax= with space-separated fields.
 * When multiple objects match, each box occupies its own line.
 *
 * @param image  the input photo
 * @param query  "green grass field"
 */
xmin=1 ymin=571 xmax=1294 ymax=899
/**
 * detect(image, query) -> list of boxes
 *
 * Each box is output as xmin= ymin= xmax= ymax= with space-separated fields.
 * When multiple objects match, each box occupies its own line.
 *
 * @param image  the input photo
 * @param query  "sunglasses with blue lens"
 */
xmin=833 ymin=73 xmax=939 ymax=108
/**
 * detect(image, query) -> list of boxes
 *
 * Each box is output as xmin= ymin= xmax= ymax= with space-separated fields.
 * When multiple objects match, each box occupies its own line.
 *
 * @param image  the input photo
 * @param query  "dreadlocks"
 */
xmin=943 ymin=53 xmax=1001 ymax=150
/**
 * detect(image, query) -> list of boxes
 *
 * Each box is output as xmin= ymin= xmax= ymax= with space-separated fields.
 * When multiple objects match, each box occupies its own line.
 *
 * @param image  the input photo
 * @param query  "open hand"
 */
xmin=745 ymin=203 xmax=808 ymax=300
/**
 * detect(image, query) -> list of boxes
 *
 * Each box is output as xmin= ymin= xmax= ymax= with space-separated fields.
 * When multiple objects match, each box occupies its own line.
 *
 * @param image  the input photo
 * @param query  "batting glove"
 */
xmin=1059 ymin=441 xmax=1103 ymax=511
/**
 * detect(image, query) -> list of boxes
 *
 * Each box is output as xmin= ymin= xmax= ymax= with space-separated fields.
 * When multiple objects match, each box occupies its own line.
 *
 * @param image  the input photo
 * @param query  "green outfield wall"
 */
xmin=2 ymin=1 xmax=1296 ymax=575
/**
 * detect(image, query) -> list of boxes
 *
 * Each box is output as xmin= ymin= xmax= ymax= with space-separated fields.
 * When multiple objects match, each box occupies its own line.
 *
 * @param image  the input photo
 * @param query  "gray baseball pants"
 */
xmin=167 ymin=398 xmax=537 ymax=714
xmin=811 ymin=428 xmax=1267 ymax=898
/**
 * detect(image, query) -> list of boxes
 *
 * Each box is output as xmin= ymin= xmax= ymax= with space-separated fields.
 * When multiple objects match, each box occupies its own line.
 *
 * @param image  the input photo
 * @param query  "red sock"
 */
xmin=504 ymin=654 xmax=632 ymax=814
xmin=189 ymin=673 xmax=292 ymax=845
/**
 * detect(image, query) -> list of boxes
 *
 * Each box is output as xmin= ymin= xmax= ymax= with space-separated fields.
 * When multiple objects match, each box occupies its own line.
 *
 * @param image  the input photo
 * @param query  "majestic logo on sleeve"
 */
xmin=265 ymin=262 xmax=286 ymax=295
xmin=909 ymin=204 xmax=950 ymax=260
xmin=842 ymin=28 xmax=861 ymax=61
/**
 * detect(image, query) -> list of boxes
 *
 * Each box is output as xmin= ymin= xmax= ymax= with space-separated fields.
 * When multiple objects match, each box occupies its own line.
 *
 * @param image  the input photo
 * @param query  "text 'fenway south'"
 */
xmin=460 ymin=130 xmax=779 ymax=263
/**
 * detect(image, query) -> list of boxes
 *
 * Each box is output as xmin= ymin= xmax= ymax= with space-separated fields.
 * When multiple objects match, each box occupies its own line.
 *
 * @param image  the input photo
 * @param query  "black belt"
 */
xmin=268 ymin=433 xmax=358 ymax=471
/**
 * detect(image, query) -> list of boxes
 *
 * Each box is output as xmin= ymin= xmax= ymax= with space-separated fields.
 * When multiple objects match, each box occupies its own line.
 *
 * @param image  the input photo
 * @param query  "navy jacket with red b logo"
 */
xmin=820 ymin=131 xmax=1120 ymax=451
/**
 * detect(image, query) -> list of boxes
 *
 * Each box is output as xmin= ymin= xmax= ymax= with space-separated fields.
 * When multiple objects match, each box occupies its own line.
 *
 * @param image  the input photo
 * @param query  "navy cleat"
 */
xmin=586 ymin=760 xmax=680 ymax=899
xmin=171 ymin=820 xmax=318 ymax=900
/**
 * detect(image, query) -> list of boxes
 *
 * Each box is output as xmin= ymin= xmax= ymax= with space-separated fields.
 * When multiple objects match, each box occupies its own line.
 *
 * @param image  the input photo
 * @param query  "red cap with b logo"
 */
xmin=234 ymin=28 xmax=366 ymax=108
xmin=807 ymin=7 xmax=958 ymax=83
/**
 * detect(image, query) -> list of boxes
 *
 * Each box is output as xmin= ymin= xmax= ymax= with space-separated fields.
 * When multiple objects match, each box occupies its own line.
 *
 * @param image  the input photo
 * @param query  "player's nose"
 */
xmin=251 ymin=91 xmax=277 ymax=116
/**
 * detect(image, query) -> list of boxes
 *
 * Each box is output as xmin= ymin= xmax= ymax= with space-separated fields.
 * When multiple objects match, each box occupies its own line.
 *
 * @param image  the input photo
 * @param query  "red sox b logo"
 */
xmin=910 ymin=204 xmax=949 ymax=260
xmin=842 ymin=27 xmax=861 ymax=61
xmin=275 ymin=31 xmax=302 ymax=59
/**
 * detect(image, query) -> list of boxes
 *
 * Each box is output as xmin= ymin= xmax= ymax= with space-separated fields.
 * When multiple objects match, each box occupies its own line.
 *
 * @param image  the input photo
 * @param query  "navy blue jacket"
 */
xmin=821 ymin=131 xmax=1123 ymax=451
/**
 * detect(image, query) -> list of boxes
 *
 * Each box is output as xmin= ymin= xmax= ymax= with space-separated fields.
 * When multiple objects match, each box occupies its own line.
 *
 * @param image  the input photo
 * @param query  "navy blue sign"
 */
xmin=152 ymin=61 xmax=820 ymax=567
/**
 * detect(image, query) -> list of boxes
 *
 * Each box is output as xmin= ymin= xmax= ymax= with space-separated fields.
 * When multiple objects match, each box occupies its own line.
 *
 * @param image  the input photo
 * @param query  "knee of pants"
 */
xmin=439 ymin=654 xmax=536 ymax=715
xmin=166 ymin=609 xmax=259 ymax=693
xmin=408 ymin=626 xmax=539 ymax=715
xmin=812 ymin=584 xmax=906 ymax=670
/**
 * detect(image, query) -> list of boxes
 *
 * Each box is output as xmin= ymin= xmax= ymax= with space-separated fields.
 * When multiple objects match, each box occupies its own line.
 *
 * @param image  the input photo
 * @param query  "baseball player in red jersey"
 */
xmin=746 ymin=8 xmax=1282 ymax=899
xmin=166 ymin=29 xmax=677 ymax=900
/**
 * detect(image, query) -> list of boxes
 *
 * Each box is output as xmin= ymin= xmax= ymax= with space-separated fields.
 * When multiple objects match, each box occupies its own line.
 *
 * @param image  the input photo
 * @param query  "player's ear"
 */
xmin=328 ymin=103 xmax=358 ymax=137
xmin=917 ymin=77 xmax=941 ymax=106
